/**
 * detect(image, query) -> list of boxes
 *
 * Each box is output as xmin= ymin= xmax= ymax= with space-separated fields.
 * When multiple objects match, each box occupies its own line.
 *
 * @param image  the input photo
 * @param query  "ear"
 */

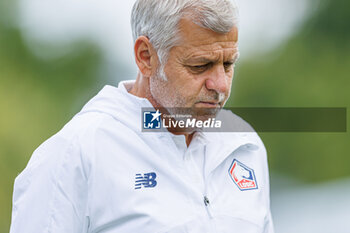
xmin=134 ymin=36 xmax=159 ymax=78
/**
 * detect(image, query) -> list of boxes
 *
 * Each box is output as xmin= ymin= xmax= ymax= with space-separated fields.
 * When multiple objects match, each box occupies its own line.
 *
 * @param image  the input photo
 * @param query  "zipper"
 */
xmin=203 ymin=144 xmax=214 ymax=219
xmin=201 ymin=141 xmax=246 ymax=219
xmin=203 ymin=195 xmax=213 ymax=218
xmin=204 ymin=196 xmax=210 ymax=206
xmin=203 ymin=172 xmax=214 ymax=219
xmin=168 ymin=134 xmax=216 ymax=220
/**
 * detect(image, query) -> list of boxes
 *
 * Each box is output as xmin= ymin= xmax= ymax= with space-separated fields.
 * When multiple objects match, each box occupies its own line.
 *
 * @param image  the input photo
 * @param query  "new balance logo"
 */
xmin=135 ymin=172 xmax=157 ymax=189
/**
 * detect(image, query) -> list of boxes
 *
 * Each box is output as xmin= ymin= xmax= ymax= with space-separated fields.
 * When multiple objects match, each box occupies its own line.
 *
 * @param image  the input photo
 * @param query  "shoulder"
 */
xmin=22 ymin=111 xmax=123 ymax=179
xmin=210 ymin=109 xmax=267 ymax=153
xmin=56 ymin=111 xmax=117 ymax=141
xmin=216 ymin=109 xmax=263 ymax=142
xmin=216 ymin=109 xmax=256 ymax=133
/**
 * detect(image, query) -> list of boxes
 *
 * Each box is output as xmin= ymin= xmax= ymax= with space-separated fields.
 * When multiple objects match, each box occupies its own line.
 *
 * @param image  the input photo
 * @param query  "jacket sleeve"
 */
xmin=10 ymin=136 xmax=89 ymax=233
xmin=263 ymin=156 xmax=275 ymax=233
xmin=257 ymin=134 xmax=275 ymax=233
xmin=263 ymin=210 xmax=275 ymax=233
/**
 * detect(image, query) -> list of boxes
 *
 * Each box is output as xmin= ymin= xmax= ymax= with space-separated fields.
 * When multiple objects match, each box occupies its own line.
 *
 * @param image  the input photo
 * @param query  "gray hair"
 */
xmin=131 ymin=0 xmax=239 ymax=77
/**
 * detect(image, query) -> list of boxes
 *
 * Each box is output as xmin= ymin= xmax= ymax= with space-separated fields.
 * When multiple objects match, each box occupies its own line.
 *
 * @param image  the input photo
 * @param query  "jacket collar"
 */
xmin=80 ymin=80 xmax=260 ymax=155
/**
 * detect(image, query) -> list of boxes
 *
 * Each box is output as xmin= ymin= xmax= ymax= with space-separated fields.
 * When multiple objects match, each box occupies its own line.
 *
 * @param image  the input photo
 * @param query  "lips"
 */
xmin=200 ymin=101 xmax=218 ymax=105
xmin=196 ymin=101 xmax=220 ymax=108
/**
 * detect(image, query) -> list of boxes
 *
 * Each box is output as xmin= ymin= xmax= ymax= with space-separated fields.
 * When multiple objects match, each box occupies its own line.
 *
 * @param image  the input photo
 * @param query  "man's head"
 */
xmin=131 ymin=0 xmax=239 ymax=118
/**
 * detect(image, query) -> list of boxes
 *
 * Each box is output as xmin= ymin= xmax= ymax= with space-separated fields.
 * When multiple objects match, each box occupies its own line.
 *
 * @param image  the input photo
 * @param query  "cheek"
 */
xmin=184 ymin=76 xmax=207 ymax=100
xmin=167 ymin=68 xmax=204 ymax=94
xmin=227 ymin=75 xmax=233 ymax=89
xmin=226 ymin=69 xmax=234 ymax=84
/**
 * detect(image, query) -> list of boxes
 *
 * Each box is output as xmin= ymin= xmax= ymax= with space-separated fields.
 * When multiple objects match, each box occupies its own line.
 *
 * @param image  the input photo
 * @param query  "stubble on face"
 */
xmin=149 ymin=70 xmax=226 ymax=120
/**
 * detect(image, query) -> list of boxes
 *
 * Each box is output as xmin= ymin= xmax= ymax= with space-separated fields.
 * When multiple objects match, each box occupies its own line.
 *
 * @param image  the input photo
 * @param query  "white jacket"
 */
xmin=10 ymin=81 xmax=274 ymax=233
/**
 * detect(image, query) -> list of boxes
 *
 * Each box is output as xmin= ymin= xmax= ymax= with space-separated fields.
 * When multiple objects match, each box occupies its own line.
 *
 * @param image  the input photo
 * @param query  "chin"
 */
xmin=192 ymin=107 xmax=220 ymax=120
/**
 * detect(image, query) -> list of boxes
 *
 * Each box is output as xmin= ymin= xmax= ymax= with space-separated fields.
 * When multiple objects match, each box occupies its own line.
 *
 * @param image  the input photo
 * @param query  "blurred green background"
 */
xmin=0 ymin=0 xmax=349 ymax=232
xmin=231 ymin=0 xmax=350 ymax=182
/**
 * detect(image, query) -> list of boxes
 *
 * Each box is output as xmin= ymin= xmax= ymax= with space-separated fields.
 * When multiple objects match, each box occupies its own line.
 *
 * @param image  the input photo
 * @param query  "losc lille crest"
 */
xmin=228 ymin=159 xmax=258 ymax=191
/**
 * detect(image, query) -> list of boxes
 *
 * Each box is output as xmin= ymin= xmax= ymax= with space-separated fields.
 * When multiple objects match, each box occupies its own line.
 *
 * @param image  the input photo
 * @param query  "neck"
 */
xmin=129 ymin=73 xmax=150 ymax=99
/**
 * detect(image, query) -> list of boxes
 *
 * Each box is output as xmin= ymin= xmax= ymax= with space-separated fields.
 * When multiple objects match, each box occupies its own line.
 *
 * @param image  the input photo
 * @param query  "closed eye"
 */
xmin=188 ymin=63 xmax=212 ymax=73
xmin=223 ymin=62 xmax=235 ymax=71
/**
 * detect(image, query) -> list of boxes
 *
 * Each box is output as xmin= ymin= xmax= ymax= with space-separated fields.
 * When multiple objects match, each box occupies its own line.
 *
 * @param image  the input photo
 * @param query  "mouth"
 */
xmin=195 ymin=101 xmax=220 ymax=108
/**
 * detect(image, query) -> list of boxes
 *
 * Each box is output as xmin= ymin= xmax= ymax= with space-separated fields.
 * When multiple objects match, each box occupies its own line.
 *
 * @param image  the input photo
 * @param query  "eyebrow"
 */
xmin=229 ymin=52 xmax=240 ymax=63
xmin=184 ymin=52 xmax=240 ymax=64
xmin=185 ymin=57 xmax=217 ymax=64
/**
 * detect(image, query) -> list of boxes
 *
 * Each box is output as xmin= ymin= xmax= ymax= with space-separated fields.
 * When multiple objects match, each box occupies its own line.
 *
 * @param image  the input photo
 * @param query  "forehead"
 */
xmin=173 ymin=18 xmax=239 ymax=59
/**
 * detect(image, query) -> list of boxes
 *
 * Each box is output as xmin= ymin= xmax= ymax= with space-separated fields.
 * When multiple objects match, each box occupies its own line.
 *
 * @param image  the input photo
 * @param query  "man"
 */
xmin=10 ymin=0 xmax=274 ymax=232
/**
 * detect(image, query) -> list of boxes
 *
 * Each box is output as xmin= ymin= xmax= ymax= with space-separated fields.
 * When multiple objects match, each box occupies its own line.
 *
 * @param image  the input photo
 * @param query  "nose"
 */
xmin=205 ymin=65 xmax=229 ymax=94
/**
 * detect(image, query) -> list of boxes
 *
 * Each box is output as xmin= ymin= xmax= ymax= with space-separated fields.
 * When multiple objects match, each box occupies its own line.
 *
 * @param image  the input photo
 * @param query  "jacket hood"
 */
xmin=79 ymin=81 xmax=152 ymax=134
